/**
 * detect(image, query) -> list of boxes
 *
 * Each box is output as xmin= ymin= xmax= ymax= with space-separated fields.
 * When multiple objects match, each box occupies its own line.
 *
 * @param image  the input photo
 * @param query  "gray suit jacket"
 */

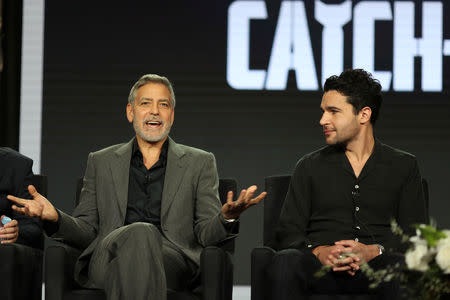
xmin=54 ymin=137 xmax=233 ymax=286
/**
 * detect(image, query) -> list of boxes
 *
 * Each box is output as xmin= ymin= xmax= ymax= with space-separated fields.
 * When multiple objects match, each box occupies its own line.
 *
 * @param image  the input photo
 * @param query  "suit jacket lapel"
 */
xmin=110 ymin=138 xmax=134 ymax=222
xmin=161 ymin=137 xmax=187 ymax=221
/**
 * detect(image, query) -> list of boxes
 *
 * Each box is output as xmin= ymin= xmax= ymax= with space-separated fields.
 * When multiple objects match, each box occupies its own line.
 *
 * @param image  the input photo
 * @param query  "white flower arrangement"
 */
xmin=435 ymin=230 xmax=450 ymax=274
xmin=361 ymin=221 xmax=450 ymax=300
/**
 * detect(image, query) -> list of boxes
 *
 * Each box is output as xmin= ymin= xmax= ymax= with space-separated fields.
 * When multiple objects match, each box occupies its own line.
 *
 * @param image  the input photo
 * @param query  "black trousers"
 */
xmin=267 ymin=248 xmax=403 ymax=300
xmin=0 ymin=243 xmax=42 ymax=300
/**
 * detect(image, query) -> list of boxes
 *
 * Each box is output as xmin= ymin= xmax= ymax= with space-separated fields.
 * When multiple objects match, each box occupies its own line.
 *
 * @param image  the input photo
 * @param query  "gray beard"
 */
xmin=133 ymin=122 xmax=171 ymax=143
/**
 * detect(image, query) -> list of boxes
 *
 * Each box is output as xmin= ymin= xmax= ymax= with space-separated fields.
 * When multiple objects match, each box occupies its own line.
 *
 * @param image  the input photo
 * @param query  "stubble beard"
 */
xmin=326 ymin=123 xmax=359 ymax=149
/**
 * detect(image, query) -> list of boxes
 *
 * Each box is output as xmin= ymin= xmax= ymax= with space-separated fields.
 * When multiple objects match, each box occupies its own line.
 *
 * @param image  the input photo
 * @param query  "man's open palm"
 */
xmin=7 ymin=185 xmax=59 ymax=222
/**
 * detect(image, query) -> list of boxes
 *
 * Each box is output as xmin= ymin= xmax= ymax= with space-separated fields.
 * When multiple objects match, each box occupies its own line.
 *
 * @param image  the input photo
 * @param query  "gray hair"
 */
xmin=128 ymin=74 xmax=176 ymax=107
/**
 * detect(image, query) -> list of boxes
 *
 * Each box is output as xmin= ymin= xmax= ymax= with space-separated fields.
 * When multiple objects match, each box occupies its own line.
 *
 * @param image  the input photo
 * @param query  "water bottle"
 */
xmin=0 ymin=216 xmax=12 ymax=241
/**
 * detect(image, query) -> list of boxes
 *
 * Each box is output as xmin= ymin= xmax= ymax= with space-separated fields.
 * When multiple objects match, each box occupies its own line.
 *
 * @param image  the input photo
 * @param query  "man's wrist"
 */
xmin=220 ymin=213 xmax=238 ymax=224
xmin=47 ymin=206 xmax=59 ymax=222
xmin=312 ymin=245 xmax=328 ymax=258
xmin=365 ymin=244 xmax=383 ymax=261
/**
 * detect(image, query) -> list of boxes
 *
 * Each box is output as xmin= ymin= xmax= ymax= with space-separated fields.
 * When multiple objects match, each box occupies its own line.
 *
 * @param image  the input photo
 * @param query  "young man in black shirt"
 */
xmin=268 ymin=69 xmax=427 ymax=299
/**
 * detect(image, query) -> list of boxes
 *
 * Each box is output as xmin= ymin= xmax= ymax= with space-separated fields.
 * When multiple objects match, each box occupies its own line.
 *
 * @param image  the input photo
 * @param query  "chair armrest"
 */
xmin=215 ymin=236 xmax=236 ymax=255
xmin=45 ymin=239 xmax=82 ymax=300
xmin=251 ymin=246 xmax=276 ymax=300
xmin=200 ymin=246 xmax=233 ymax=300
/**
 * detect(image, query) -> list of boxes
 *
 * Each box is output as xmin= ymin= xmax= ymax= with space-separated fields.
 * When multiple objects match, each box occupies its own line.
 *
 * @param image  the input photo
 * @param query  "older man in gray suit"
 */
xmin=8 ymin=74 xmax=266 ymax=300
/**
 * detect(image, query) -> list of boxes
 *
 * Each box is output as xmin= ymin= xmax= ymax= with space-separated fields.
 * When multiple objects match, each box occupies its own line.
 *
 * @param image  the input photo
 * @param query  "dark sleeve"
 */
xmin=42 ymin=210 xmax=62 ymax=236
xmin=273 ymin=157 xmax=312 ymax=250
xmin=13 ymin=159 xmax=44 ymax=249
xmin=397 ymin=158 xmax=428 ymax=237
xmin=218 ymin=213 xmax=240 ymax=234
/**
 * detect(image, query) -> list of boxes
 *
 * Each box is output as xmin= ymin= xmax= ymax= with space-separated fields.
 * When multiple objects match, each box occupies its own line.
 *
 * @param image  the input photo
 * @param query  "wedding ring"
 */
xmin=339 ymin=255 xmax=344 ymax=259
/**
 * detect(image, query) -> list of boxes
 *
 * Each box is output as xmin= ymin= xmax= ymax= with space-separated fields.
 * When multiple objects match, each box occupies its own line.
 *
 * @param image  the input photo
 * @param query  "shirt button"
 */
xmin=356 ymin=226 xmax=361 ymax=230
xmin=355 ymin=184 xmax=359 ymax=189
xmin=355 ymin=206 xmax=360 ymax=212
xmin=355 ymin=238 xmax=359 ymax=242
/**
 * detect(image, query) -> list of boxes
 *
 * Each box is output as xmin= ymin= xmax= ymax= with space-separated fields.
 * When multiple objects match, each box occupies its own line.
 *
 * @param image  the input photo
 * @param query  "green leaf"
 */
xmin=414 ymin=224 xmax=446 ymax=247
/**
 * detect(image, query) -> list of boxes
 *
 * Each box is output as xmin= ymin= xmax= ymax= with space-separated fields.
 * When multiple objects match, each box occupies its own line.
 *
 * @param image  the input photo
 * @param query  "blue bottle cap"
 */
xmin=1 ymin=216 xmax=12 ymax=225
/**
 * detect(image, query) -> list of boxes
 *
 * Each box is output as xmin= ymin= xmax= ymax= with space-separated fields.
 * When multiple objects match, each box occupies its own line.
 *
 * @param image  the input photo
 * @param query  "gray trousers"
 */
xmin=88 ymin=222 xmax=196 ymax=300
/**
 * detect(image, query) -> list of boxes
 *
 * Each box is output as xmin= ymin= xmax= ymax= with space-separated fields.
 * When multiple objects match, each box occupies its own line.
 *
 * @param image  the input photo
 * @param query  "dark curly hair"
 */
xmin=324 ymin=69 xmax=382 ymax=125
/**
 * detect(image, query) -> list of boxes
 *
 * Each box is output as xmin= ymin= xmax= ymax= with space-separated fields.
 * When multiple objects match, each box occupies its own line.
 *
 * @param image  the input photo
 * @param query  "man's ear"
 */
xmin=126 ymin=103 xmax=134 ymax=123
xmin=359 ymin=106 xmax=372 ymax=124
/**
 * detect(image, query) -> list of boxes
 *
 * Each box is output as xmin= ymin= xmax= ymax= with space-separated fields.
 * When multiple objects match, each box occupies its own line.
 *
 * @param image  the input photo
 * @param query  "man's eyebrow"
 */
xmin=325 ymin=106 xmax=341 ymax=111
xmin=138 ymin=97 xmax=170 ymax=102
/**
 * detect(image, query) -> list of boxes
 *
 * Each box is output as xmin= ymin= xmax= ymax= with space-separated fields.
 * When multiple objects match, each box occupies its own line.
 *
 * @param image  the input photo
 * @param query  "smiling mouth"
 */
xmin=145 ymin=121 xmax=162 ymax=127
xmin=144 ymin=121 xmax=162 ymax=130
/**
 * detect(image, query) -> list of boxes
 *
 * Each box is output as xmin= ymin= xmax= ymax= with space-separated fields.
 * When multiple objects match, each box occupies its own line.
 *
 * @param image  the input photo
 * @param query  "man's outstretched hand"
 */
xmin=222 ymin=185 xmax=266 ymax=220
xmin=7 ymin=185 xmax=59 ymax=222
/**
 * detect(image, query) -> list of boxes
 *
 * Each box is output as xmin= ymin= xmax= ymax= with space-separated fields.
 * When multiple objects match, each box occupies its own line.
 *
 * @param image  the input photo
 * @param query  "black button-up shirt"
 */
xmin=274 ymin=139 xmax=427 ymax=253
xmin=125 ymin=139 xmax=168 ymax=228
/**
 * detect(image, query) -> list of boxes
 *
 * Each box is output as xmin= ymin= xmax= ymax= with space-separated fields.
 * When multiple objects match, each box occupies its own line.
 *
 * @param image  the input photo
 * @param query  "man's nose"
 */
xmin=149 ymin=102 xmax=159 ymax=114
xmin=319 ymin=112 xmax=327 ymax=126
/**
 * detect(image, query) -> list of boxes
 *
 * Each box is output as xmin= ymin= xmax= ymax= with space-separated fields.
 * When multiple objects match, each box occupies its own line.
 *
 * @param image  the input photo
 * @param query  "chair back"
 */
xmin=263 ymin=175 xmax=291 ymax=246
xmin=218 ymin=178 xmax=237 ymax=205
xmin=31 ymin=174 xmax=48 ymax=197
xmin=422 ymin=178 xmax=430 ymax=224
xmin=217 ymin=178 xmax=237 ymax=253
xmin=75 ymin=178 xmax=83 ymax=206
